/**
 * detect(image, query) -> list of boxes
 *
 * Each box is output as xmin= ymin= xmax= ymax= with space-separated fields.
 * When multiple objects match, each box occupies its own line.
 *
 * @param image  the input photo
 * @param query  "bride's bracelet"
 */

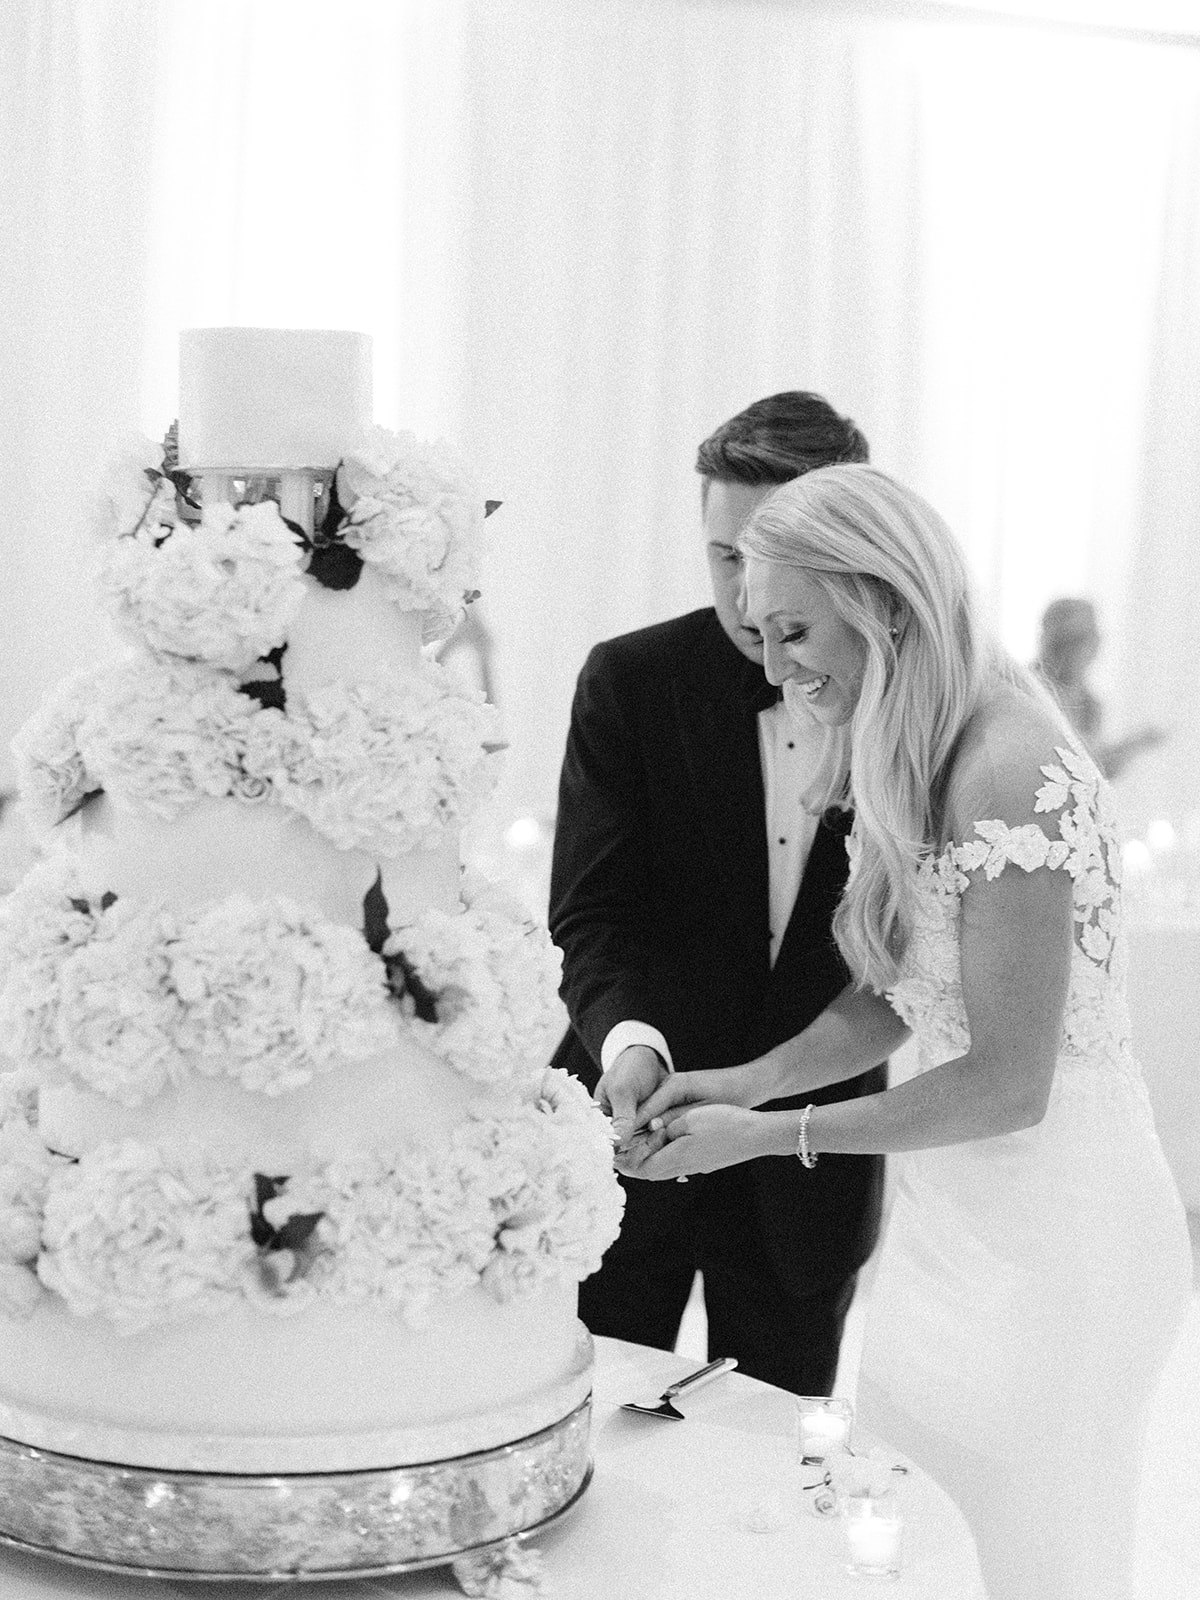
xmin=796 ymin=1103 xmax=818 ymax=1169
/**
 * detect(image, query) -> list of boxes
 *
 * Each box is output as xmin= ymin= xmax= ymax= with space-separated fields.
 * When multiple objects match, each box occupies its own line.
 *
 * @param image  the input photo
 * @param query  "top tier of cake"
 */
xmin=178 ymin=327 xmax=373 ymax=471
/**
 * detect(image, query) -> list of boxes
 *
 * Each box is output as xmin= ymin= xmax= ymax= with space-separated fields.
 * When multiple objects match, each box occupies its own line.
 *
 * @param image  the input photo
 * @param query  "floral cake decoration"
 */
xmin=92 ymin=423 xmax=500 ymax=667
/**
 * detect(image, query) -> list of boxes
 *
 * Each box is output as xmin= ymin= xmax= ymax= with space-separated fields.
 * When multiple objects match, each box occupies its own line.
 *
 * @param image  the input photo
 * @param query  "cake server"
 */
xmin=620 ymin=1356 xmax=738 ymax=1419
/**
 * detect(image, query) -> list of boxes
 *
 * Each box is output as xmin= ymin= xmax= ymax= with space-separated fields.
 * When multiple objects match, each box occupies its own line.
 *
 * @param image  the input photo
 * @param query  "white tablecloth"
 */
xmin=0 ymin=1337 xmax=985 ymax=1600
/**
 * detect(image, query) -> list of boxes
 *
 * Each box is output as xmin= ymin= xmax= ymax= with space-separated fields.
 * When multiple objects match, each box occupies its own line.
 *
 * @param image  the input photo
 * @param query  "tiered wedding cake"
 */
xmin=0 ymin=328 xmax=622 ymax=1580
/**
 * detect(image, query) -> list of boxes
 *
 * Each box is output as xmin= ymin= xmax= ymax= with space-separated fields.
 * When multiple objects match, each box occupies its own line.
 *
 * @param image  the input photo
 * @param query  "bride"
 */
xmin=618 ymin=464 xmax=1191 ymax=1600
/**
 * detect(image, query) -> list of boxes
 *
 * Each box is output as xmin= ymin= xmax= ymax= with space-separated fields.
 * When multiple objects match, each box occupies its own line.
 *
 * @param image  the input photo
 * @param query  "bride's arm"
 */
xmin=631 ymin=732 xmax=1075 ymax=1177
xmin=632 ymin=982 xmax=910 ymax=1121
xmin=794 ymin=849 xmax=1072 ymax=1154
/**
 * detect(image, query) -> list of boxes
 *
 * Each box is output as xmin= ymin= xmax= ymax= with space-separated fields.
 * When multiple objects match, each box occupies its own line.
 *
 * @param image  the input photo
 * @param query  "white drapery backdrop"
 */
xmin=3 ymin=0 xmax=1198 ymax=839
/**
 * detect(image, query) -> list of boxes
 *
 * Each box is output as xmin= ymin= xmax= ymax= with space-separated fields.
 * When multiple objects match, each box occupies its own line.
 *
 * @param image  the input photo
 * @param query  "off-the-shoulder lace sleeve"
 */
xmin=946 ymin=742 xmax=1121 ymax=970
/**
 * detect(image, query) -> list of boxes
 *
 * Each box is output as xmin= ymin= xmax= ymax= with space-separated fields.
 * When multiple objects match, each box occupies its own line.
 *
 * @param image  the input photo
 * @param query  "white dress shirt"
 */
xmin=600 ymin=700 xmax=827 ymax=1075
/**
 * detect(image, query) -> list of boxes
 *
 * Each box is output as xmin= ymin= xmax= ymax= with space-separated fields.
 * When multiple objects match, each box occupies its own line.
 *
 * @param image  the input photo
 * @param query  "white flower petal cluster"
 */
xmin=37 ymin=1141 xmax=253 ymax=1332
xmin=10 ymin=670 xmax=100 ymax=832
xmin=0 ymin=1079 xmax=60 ymax=1318
xmin=385 ymin=874 xmax=564 ymax=1084
xmin=18 ymin=1079 xmax=623 ymax=1329
xmin=14 ymin=654 xmax=495 ymax=852
xmin=464 ymin=1072 xmax=625 ymax=1302
xmin=96 ymin=500 xmax=306 ymax=671
xmin=296 ymin=1149 xmax=497 ymax=1326
xmin=0 ymin=859 xmax=394 ymax=1104
xmin=74 ymin=658 xmax=259 ymax=818
xmin=13 ymin=657 xmax=264 ymax=831
xmin=92 ymin=437 xmax=180 ymax=546
xmin=337 ymin=427 xmax=487 ymax=641
xmin=249 ymin=659 xmax=501 ymax=853
xmin=0 ymin=858 xmax=181 ymax=1104
xmin=171 ymin=897 xmax=395 ymax=1095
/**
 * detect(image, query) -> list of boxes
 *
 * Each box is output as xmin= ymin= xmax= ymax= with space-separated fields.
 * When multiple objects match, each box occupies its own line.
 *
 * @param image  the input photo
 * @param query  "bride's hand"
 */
xmin=618 ymin=1104 xmax=772 ymax=1181
xmin=632 ymin=1064 xmax=762 ymax=1131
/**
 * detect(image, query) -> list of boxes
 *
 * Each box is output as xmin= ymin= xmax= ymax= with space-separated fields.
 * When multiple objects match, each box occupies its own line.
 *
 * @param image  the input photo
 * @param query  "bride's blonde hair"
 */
xmin=740 ymin=463 xmax=1027 ymax=991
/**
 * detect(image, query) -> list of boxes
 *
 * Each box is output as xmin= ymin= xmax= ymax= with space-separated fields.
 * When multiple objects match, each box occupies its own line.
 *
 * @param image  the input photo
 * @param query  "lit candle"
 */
xmin=795 ymin=1398 xmax=853 ymax=1463
xmin=844 ymin=1505 xmax=903 ymax=1578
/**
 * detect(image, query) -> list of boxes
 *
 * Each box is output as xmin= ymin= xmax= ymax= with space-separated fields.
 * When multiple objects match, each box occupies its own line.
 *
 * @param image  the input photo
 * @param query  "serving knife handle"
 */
xmin=661 ymin=1355 xmax=738 ymax=1400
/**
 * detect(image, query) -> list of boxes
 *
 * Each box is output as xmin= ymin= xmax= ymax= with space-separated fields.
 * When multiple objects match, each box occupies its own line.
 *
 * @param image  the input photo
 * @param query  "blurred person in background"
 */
xmin=1034 ymin=596 xmax=1166 ymax=779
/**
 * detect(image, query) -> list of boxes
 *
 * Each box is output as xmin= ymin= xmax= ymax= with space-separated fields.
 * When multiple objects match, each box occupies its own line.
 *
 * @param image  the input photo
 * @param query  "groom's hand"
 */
xmin=596 ymin=1045 xmax=669 ymax=1149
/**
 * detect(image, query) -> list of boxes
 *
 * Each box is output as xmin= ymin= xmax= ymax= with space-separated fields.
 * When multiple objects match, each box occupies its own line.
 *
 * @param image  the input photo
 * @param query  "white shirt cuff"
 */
xmin=600 ymin=1021 xmax=675 ymax=1075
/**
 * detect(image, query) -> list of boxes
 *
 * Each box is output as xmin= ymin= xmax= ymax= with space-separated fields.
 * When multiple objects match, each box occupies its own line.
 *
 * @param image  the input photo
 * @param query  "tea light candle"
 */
xmin=795 ymin=1398 xmax=852 ymax=1463
xmin=844 ymin=1506 xmax=903 ymax=1578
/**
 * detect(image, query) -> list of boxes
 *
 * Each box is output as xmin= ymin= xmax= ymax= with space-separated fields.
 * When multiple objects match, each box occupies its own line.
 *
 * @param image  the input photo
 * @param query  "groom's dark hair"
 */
xmin=696 ymin=391 xmax=869 ymax=486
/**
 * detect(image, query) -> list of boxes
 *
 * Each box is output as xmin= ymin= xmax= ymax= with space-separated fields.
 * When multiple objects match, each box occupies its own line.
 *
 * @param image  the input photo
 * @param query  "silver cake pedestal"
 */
xmin=0 ymin=1398 xmax=591 ymax=1584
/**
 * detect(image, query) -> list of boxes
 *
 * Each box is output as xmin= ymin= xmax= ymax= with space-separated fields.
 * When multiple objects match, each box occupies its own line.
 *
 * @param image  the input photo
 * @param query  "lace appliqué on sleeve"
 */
xmin=948 ymin=743 xmax=1121 ymax=971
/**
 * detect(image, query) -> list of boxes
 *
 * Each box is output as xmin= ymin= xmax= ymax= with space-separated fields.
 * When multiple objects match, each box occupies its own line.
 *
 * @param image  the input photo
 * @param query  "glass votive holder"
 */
xmin=842 ymin=1489 xmax=903 ymax=1580
xmin=794 ymin=1396 xmax=853 ymax=1465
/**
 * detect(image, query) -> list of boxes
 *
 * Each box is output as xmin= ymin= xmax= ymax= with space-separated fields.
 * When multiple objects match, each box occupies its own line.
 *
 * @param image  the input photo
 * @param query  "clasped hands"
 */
xmin=596 ymin=1045 xmax=771 ymax=1181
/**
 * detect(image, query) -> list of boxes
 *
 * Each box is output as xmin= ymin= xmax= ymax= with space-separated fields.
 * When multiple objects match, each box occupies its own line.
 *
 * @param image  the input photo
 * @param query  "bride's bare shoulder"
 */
xmin=942 ymin=684 xmax=1071 ymax=841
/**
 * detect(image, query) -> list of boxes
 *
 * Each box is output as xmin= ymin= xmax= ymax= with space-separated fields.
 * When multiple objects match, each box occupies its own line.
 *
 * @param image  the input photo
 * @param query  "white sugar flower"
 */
xmin=76 ymin=656 xmax=259 ymax=819
xmin=49 ymin=890 xmax=183 ymax=1104
xmin=96 ymin=500 xmax=306 ymax=670
xmin=16 ymin=1082 xmax=622 ymax=1325
xmin=0 ymin=1114 xmax=57 ymax=1269
xmin=37 ymin=1141 xmax=253 ymax=1332
xmin=11 ymin=670 xmax=101 ymax=832
xmin=463 ymin=1076 xmax=624 ymax=1302
xmin=308 ymin=1147 xmax=495 ymax=1324
xmin=0 ymin=859 xmax=396 ymax=1104
xmin=336 ymin=427 xmax=487 ymax=639
xmin=169 ymin=896 xmax=395 ymax=1094
xmin=256 ymin=659 xmax=501 ymax=855
xmin=92 ymin=436 xmax=179 ymax=545
xmin=385 ymin=873 xmax=563 ymax=1084
xmin=0 ymin=858 xmax=129 ymax=1078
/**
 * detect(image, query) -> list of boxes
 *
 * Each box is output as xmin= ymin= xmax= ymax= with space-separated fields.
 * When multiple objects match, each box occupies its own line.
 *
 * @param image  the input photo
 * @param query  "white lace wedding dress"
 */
xmin=856 ymin=744 xmax=1192 ymax=1600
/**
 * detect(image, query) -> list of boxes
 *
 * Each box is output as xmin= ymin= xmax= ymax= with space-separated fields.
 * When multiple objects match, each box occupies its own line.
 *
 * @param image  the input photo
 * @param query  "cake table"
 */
xmin=0 ymin=1337 xmax=986 ymax=1599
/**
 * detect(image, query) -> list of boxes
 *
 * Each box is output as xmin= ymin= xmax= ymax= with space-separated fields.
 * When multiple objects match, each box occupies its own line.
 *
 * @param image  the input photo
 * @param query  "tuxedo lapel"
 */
xmin=672 ymin=623 xmax=772 ymax=970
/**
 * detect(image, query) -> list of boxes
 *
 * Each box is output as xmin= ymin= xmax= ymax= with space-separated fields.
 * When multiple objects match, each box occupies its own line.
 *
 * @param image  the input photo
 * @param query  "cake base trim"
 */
xmin=0 ymin=1325 xmax=594 ymax=1472
xmin=0 ymin=1398 xmax=591 ymax=1580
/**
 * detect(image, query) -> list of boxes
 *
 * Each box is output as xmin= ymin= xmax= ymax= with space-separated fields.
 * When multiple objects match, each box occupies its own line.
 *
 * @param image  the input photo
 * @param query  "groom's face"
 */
xmin=702 ymin=478 xmax=777 ymax=664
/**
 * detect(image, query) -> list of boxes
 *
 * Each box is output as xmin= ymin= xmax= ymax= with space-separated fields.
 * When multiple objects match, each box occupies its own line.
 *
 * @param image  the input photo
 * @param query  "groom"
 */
xmin=548 ymin=392 xmax=887 ymax=1394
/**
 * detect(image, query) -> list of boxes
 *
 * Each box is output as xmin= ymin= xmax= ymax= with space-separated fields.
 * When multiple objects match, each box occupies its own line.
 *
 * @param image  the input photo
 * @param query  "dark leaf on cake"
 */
xmin=362 ymin=873 xmax=391 ymax=954
xmin=250 ymin=1173 xmax=289 ymax=1248
xmin=384 ymin=947 xmax=441 ymax=1024
xmin=239 ymin=643 xmax=288 ymax=712
xmin=318 ymin=468 xmax=349 ymax=539
xmin=248 ymin=1174 xmax=324 ymax=1264
xmin=240 ymin=678 xmax=287 ymax=712
xmin=59 ymin=787 xmax=104 ymax=825
xmin=306 ymin=537 xmax=363 ymax=590
xmin=274 ymin=1212 xmax=324 ymax=1252
xmin=168 ymin=469 xmax=199 ymax=508
xmin=67 ymin=889 xmax=116 ymax=917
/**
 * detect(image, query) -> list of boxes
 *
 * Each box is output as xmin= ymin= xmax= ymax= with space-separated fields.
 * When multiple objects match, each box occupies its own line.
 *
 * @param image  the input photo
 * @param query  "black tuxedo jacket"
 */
xmin=549 ymin=607 xmax=886 ymax=1295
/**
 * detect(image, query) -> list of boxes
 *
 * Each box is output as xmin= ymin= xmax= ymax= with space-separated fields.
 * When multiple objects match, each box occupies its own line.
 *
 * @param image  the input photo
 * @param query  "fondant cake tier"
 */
xmin=178 ymin=327 xmax=373 ymax=471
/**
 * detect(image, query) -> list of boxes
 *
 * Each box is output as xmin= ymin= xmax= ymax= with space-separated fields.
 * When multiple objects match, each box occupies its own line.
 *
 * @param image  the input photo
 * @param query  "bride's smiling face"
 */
xmin=744 ymin=557 xmax=867 ymax=726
